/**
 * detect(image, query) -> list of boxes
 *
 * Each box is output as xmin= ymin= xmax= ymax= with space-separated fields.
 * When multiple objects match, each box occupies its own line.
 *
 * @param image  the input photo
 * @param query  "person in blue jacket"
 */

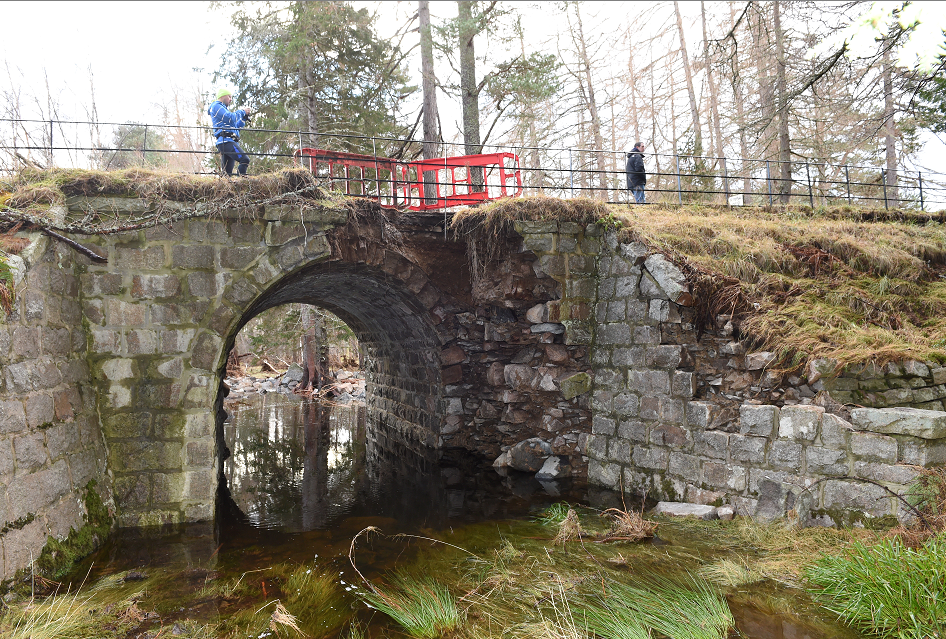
xmin=208 ymin=89 xmax=253 ymax=176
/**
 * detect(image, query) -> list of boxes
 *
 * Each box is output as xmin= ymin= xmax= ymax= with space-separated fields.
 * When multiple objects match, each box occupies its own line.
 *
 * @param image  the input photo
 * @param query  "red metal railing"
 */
xmin=294 ymin=148 xmax=523 ymax=211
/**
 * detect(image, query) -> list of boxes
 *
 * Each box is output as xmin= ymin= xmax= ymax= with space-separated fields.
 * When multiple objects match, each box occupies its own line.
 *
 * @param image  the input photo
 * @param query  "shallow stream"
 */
xmin=63 ymin=394 xmax=859 ymax=638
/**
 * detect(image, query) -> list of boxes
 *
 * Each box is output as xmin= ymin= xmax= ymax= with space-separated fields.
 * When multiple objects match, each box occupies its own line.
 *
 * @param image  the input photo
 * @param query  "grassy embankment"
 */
xmin=454 ymin=196 xmax=946 ymax=371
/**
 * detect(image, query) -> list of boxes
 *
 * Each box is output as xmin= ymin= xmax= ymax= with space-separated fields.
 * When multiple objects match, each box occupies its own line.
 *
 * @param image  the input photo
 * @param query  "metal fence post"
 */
xmin=766 ymin=160 xmax=773 ymax=205
xmin=919 ymin=172 xmax=925 ymax=211
xmin=806 ymin=162 xmax=814 ymax=209
xmin=675 ymin=154 xmax=683 ymax=204
xmin=721 ymin=157 xmax=730 ymax=204
xmin=844 ymin=165 xmax=852 ymax=204
xmin=882 ymin=169 xmax=888 ymax=209
xmin=48 ymin=119 xmax=53 ymax=165
xmin=143 ymin=124 xmax=148 ymax=156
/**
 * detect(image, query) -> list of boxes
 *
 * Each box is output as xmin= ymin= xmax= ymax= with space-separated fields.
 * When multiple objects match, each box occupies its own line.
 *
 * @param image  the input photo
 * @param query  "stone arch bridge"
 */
xmin=3 ymin=190 xmax=946 ymax=576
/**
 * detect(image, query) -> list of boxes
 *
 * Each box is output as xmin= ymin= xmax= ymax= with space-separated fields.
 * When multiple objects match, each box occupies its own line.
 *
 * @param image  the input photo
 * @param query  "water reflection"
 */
xmin=222 ymin=396 xmax=575 ymax=533
xmin=61 ymin=396 xmax=857 ymax=639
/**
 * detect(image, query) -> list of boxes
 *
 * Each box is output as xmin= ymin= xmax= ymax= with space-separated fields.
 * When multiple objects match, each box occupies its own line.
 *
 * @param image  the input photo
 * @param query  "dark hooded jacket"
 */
xmin=626 ymin=151 xmax=646 ymax=188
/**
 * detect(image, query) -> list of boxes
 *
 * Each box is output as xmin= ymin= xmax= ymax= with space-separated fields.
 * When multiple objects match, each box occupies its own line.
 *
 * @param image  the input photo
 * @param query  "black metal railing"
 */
xmin=1 ymin=117 xmax=943 ymax=211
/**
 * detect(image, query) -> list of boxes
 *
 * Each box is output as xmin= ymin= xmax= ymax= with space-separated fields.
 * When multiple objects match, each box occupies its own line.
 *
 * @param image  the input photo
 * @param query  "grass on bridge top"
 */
xmin=1 ymin=167 xmax=944 ymax=371
xmin=454 ymin=196 xmax=946 ymax=370
xmin=0 ymin=166 xmax=327 ymax=215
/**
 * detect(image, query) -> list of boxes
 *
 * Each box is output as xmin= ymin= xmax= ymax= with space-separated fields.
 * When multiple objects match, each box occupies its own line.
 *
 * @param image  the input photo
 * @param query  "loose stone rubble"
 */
xmin=224 ymin=366 xmax=366 ymax=402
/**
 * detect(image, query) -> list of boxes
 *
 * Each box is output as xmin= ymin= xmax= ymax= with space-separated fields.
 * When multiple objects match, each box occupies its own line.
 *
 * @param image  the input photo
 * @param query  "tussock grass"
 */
xmin=281 ymin=563 xmax=349 ymax=635
xmin=805 ymin=535 xmax=946 ymax=639
xmin=357 ymin=571 xmax=461 ymax=639
xmin=580 ymin=574 xmax=733 ymax=639
xmin=534 ymin=502 xmax=574 ymax=526
xmin=697 ymin=557 xmax=765 ymax=587
xmin=598 ymin=507 xmax=658 ymax=543
xmin=0 ymin=569 xmax=215 ymax=639
xmin=554 ymin=508 xmax=585 ymax=545
xmin=658 ymin=517 xmax=880 ymax=586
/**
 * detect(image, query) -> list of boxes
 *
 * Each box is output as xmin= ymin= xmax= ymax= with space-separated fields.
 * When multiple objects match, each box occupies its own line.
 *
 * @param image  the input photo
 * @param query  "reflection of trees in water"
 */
xmin=227 ymin=400 xmax=369 ymax=530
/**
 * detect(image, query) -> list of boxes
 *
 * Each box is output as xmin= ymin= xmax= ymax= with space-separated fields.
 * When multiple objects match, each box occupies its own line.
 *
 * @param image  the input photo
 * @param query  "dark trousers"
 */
xmin=217 ymin=140 xmax=249 ymax=176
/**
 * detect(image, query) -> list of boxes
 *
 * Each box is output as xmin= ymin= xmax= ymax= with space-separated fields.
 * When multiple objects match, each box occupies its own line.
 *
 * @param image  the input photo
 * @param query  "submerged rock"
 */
xmin=651 ymin=501 xmax=718 ymax=520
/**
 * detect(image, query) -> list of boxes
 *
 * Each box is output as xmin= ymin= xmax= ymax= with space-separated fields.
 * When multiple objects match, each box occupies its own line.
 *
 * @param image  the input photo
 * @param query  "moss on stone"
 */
xmin=35 ymin=480 xmax=113 ymax=579
xmin=0 ymin=513 xmax=36 ymax=535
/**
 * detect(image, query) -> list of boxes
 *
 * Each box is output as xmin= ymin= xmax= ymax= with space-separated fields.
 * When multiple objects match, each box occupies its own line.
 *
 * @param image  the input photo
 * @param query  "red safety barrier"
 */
xmin=294 ymin=148 xmax=523 ymax=211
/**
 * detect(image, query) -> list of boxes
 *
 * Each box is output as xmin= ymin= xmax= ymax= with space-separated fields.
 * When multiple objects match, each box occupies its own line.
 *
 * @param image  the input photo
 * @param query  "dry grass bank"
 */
xmin=455 ymin=198 xmax=946 ymax=369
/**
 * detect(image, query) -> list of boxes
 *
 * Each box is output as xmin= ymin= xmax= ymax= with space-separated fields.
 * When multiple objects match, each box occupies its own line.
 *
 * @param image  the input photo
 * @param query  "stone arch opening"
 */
xmin=216 ymin=260 xmax=446 ymax=509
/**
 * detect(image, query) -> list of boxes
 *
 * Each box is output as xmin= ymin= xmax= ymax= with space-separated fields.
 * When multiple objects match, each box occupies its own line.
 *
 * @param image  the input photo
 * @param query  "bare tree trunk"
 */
xmin=882 ymin=45 xmax=899 ymax=206
xmin=774 ymin=0 xmax=792 ymax=203
xmin=299 ymin=305 xmax=327 ymax=392
xmin=674 ymin=0 xmax=703 ymax=158
xmin=419 ymin=0 xmax=440 ymax=202
xmin=572 ymin=3 xmax=608 ymax=199
xmin=729 ymin=4 xmax=751 ymax=203
xmin=651 ymin=49 xmax=660 ymax=194
xmin=296 ymin=2 xmax=319 ymax=149
xmin=521 ymin=31 xmax=543 ymax=193
xmin=457 ymin=1 xmax=483 ymax=190
xmin=628 ymin=35 xmax=641 ymax=143
xmin=701 ymin=2 xmax=724 ymax=162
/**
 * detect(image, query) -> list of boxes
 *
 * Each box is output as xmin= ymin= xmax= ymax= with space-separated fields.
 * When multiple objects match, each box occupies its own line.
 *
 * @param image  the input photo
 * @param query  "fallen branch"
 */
xmin=40 ymin=228 xmax=107 ymax=263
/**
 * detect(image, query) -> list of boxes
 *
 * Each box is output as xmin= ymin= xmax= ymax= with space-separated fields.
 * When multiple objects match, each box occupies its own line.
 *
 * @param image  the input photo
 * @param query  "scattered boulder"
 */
xmin=282 ymin=364 xmax=305 ymax=384
xmin=507 ymin=437 xmax=552 ymax=472
xmin=716 ymin=505 xmax=735 ymax=521
xmin=651 ymin=501 xmax=718 ymax=520
xmin=745 ymin=351 xmax=776 ymax=371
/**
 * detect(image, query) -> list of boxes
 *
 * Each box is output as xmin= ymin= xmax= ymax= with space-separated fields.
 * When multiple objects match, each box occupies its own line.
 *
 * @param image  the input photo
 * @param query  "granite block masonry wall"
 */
xmin=586 ymin=231 xmax=946 ymax=524
xmin=0 ymin=235 xmax=110 ymax=580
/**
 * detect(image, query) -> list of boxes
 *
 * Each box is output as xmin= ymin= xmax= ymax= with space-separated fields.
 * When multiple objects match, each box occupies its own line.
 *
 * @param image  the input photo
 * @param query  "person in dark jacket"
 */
xmin=626 ymin=142 xmax=646 ymax=203
xmin=208 ymin=89 xmax=253 ymax=176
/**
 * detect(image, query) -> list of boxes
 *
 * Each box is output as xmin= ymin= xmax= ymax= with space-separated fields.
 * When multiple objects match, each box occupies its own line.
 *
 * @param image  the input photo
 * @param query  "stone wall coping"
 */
xmin=850 ymin=407 xmax=946 ymax=440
